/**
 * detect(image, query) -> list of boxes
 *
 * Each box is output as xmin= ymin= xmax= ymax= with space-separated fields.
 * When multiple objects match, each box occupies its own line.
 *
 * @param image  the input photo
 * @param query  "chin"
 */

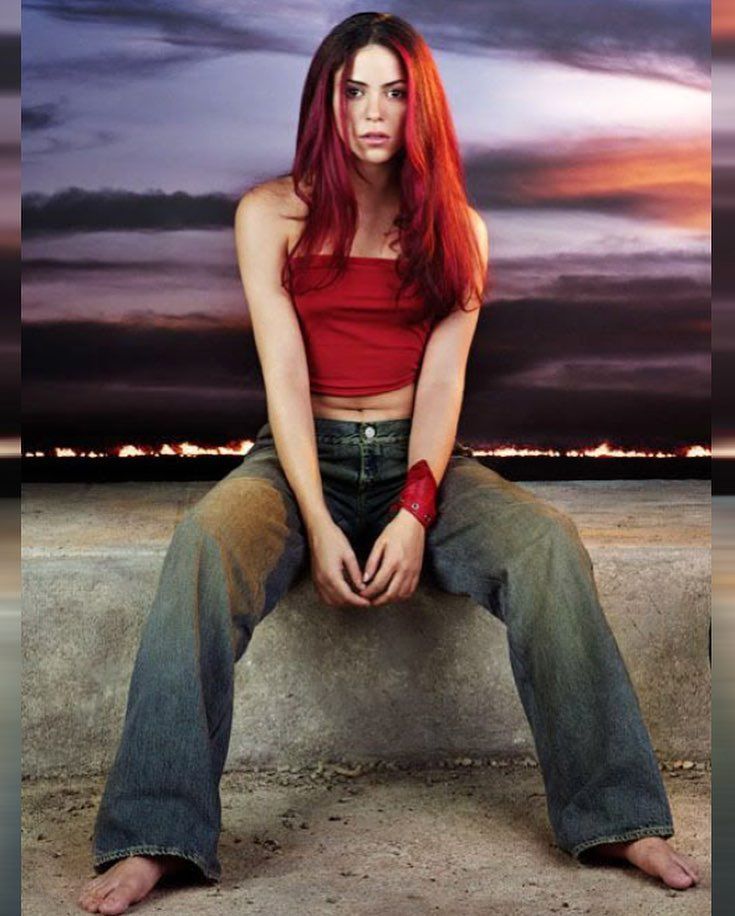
xmin=356 ymin=147 xmax=398 ymax=162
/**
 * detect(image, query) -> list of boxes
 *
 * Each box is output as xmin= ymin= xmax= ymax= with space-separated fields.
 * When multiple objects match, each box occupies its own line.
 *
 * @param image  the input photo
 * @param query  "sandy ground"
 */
xmin=22 ymin=760 xmax=710 ymax=916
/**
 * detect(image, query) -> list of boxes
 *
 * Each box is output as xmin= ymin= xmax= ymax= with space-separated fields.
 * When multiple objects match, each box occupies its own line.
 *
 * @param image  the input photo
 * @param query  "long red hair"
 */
xmin=278 ymin=11 xmax=488 ymax=324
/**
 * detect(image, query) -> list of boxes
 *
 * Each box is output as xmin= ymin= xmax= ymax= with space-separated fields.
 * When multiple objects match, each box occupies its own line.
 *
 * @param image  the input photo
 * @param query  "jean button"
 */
xmin=364 ymin=425 xmax=376 ymax=439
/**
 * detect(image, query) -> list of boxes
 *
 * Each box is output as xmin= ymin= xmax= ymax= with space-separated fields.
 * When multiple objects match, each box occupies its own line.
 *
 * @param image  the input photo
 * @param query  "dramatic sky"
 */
xmin=21 ymin=0 xmax=711 ymax=452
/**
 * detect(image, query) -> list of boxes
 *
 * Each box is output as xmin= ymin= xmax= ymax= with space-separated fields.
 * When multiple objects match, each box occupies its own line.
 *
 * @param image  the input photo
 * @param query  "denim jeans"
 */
xmin=92 ymin=417 xmax=674 ymax=881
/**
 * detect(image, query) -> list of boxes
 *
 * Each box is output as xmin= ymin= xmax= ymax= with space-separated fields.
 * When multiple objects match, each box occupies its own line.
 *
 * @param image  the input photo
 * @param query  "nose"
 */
xmin=365 ymin=92 xmax=384 ymax=121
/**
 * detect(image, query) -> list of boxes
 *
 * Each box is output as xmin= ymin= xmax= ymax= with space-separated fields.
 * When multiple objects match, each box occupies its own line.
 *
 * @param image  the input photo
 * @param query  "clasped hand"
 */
xmin=308 ymin=510 xmax=425 ymax=608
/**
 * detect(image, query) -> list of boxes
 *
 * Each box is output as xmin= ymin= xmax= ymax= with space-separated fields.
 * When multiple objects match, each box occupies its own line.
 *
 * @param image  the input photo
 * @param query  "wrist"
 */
xmin=389 ymin=459 xmax=438 ymax=530
xmin=392 ymin=496 xmax=436 ymax=528
xmin=395 ymin=504 xmax=430 ymax=530
xmin=302 ymin=504 xmax=333 ymax=534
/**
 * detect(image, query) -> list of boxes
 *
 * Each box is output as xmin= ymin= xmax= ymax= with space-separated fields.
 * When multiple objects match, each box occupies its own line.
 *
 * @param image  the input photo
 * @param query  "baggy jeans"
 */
xmin=92 ymin=417 xmax=674 ymax=881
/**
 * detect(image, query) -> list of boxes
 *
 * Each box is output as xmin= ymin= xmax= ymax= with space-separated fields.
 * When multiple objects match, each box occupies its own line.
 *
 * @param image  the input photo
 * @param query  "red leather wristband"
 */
xmin=389 ymin=459 xmax=438 ymax=529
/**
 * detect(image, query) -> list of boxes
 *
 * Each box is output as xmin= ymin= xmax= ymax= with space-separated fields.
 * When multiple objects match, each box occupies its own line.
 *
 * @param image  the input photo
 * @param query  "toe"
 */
xmin=78 ymin=876 xmax=105 ymax=898
xmin=677 ymin=855 xmax=700 ymax=883
xmin=98 ymin=892 xmax=130 ymax=916
xmin=664 ymin=861 xmax=696 ymax=889
xmin=78 ymin=882 xmax=109 ymax=911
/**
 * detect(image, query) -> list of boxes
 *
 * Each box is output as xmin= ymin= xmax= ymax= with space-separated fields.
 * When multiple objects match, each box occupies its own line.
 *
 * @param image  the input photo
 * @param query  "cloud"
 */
xmin=467 ymin=282 xmax=709 ymax=372
xmin=23 ymin=0 xmax=313 ymax=82
xmin=22 ymin=187 xmax=242 ymax=235
xmin=465 ymin=136 xmax=711 ymax=230
xmin=23 ymin=316 xmax=261 ymax=387
xmin=22 ymin=276 xmax=710 ymax=394
xmin=396 ymin=0 xmax=710 ymax=89
xmin=24 ymin=0 xmax=709 ymax=88
xmin=25 ymin=45 xmax=215 ymax=82
xmin=23 ymin=129 xmax=711 ymax=237
xmin=21 ymin=103 xmax=63 ymax=131
xmin=21 ymin=255 xmax=231 ymax=280
xmin=22 ymin=316 xmax=267 ymax=448
xmin=460 ymin=384 xmax=708 ymax=451
xmin=22 ymin=280 xmax=711 ymax=450
xmin=543 ymin=271 xmax=709 ymax=303
xmin=23 ymin=128 xmax=120 ymax=161
xmin=23 ymin=378 xmax=268 ymax=450
xmin=497 ymin=353 xmax=710 ymax=397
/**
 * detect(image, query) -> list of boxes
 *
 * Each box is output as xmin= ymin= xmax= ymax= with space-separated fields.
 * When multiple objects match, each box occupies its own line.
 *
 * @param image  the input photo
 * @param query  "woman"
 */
xmin=78 ymin=12 xmax=699 ymax=914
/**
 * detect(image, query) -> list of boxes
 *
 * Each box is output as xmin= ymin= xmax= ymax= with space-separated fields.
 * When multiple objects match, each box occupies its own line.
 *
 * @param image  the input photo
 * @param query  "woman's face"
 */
xmin=332 ymin=43 xmax=408 ymax=164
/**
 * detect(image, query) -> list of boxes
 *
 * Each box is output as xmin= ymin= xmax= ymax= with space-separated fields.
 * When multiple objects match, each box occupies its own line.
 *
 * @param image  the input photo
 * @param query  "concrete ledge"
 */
xmin=21 ymin=479 xmax=711 ymax=779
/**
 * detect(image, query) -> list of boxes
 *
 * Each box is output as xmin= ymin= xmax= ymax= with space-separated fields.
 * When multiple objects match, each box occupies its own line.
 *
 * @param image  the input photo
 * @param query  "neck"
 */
xmin=349 ymin=157 xmax=401 ymax=214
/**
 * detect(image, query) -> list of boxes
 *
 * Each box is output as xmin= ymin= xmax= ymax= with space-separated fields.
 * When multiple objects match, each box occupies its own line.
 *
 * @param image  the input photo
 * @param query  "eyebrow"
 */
xmin=346 ymin=78 xmax=406 ymax=87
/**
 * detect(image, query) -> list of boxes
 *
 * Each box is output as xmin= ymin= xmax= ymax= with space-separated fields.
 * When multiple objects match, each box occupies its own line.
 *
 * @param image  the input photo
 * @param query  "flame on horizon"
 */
xmin=22 ymin=440 xmax=712 ymax=459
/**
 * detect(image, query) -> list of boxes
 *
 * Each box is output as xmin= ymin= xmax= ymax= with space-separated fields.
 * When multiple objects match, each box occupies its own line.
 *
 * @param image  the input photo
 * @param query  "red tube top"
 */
xmin=289 ymin=255 xmax=436 ymax=397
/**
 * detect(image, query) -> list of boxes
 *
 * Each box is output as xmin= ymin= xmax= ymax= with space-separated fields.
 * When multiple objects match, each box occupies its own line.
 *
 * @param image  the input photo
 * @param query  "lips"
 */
xmin=361 ymin=133 xmax=389 ymax=139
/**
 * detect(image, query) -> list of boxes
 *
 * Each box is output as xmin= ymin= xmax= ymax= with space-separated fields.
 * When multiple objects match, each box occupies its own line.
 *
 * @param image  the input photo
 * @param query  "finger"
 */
xmin=361 ymin=561 xmax=396 ymax=599
xmin=369 ymin=570 xmax=404 ymax=606
xmin=332 ymin=575 xmax=372 ymax=607
xmin=371 ymin=579 xmax=402 ymax=606
xmin=397 ymin=580 xmax=415 ymax=600
xmin=394 ymin=571 xmax=418 ymax=600
xmin=361 ymin=540 xmax=386 ymax=587
xmin=343 ymin=552 xmax=365 ymax=592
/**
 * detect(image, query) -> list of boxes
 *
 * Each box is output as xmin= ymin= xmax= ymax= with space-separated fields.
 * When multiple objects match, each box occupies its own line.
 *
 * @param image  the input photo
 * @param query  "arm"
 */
xmin=405 ymin=207 xmax=489 ymax=494
xmin=360 ymin=208 xmax=489 ymax=604
xmin=234 ymin=186 xmax=330 ymax=531
xmin=234 ymin=186 xmax=370 ymax=607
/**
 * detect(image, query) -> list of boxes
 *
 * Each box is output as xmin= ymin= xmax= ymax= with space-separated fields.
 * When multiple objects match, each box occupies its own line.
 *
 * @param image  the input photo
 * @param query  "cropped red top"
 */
xmin=289 ymin=254 xmax=435 ymax=397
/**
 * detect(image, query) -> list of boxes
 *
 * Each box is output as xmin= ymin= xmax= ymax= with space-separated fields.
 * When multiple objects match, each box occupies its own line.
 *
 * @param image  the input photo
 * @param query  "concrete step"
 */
xmin=21 ymin=479 xmax=711 ymax=779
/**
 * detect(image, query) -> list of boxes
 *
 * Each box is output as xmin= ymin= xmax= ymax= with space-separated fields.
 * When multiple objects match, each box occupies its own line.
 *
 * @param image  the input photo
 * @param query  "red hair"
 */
xmin=278 ymin=12 xmax=488 ymax=324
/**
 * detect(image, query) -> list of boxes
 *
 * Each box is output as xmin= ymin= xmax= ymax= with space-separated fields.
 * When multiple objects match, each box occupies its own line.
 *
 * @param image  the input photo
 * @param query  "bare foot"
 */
xmin=77 ymin=855 xmax=187 ymax=914
xmin=592 ymin=836 xmax=701 ymax=889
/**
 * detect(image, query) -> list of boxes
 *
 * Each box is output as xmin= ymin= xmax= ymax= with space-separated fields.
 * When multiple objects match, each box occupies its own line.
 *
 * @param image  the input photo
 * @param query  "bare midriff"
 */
xmin=310 ymin=381 xmax=416 ymax=422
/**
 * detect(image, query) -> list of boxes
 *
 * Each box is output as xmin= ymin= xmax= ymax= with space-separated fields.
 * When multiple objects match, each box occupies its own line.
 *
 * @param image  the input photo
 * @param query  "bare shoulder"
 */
xmin=235 ymin=175 xmax=307 ymax=257
xmin=235 ymin=178 xmax=295 ymax=259
xmin=467 ymin=205 xmax=489 ymax=256
xmin=235 ymin=176 xmax=306 ymax=222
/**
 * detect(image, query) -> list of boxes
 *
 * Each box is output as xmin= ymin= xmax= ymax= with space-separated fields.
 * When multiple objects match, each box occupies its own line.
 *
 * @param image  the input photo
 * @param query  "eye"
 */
xmin=345 ymin=87 xmax=362 ymax=98
xmin=388 ymin=88 xmax=407 ymax=99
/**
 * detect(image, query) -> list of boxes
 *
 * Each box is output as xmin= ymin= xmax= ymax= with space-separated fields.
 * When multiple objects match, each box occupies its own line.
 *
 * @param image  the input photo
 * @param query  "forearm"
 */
xmin=407 ymin=380 xmax=464 ymax=489
xmin=263 ymin=371 xmax=331 ymax=533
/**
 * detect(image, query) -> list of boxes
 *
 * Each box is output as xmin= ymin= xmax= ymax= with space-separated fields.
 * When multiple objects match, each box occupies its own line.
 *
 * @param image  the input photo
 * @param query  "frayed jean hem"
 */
xmin=93 ymin=845 xmax=220 ymax=884
xmin=570 ymin=824 xmax=675 ymax=862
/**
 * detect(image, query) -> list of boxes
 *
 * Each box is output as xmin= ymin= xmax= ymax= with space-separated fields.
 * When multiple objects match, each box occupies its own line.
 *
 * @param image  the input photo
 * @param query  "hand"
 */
xmin=359 ymin=508 xmax=426 ymax=606
xmin=307 ymin=516 xmax=372 ymax=609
